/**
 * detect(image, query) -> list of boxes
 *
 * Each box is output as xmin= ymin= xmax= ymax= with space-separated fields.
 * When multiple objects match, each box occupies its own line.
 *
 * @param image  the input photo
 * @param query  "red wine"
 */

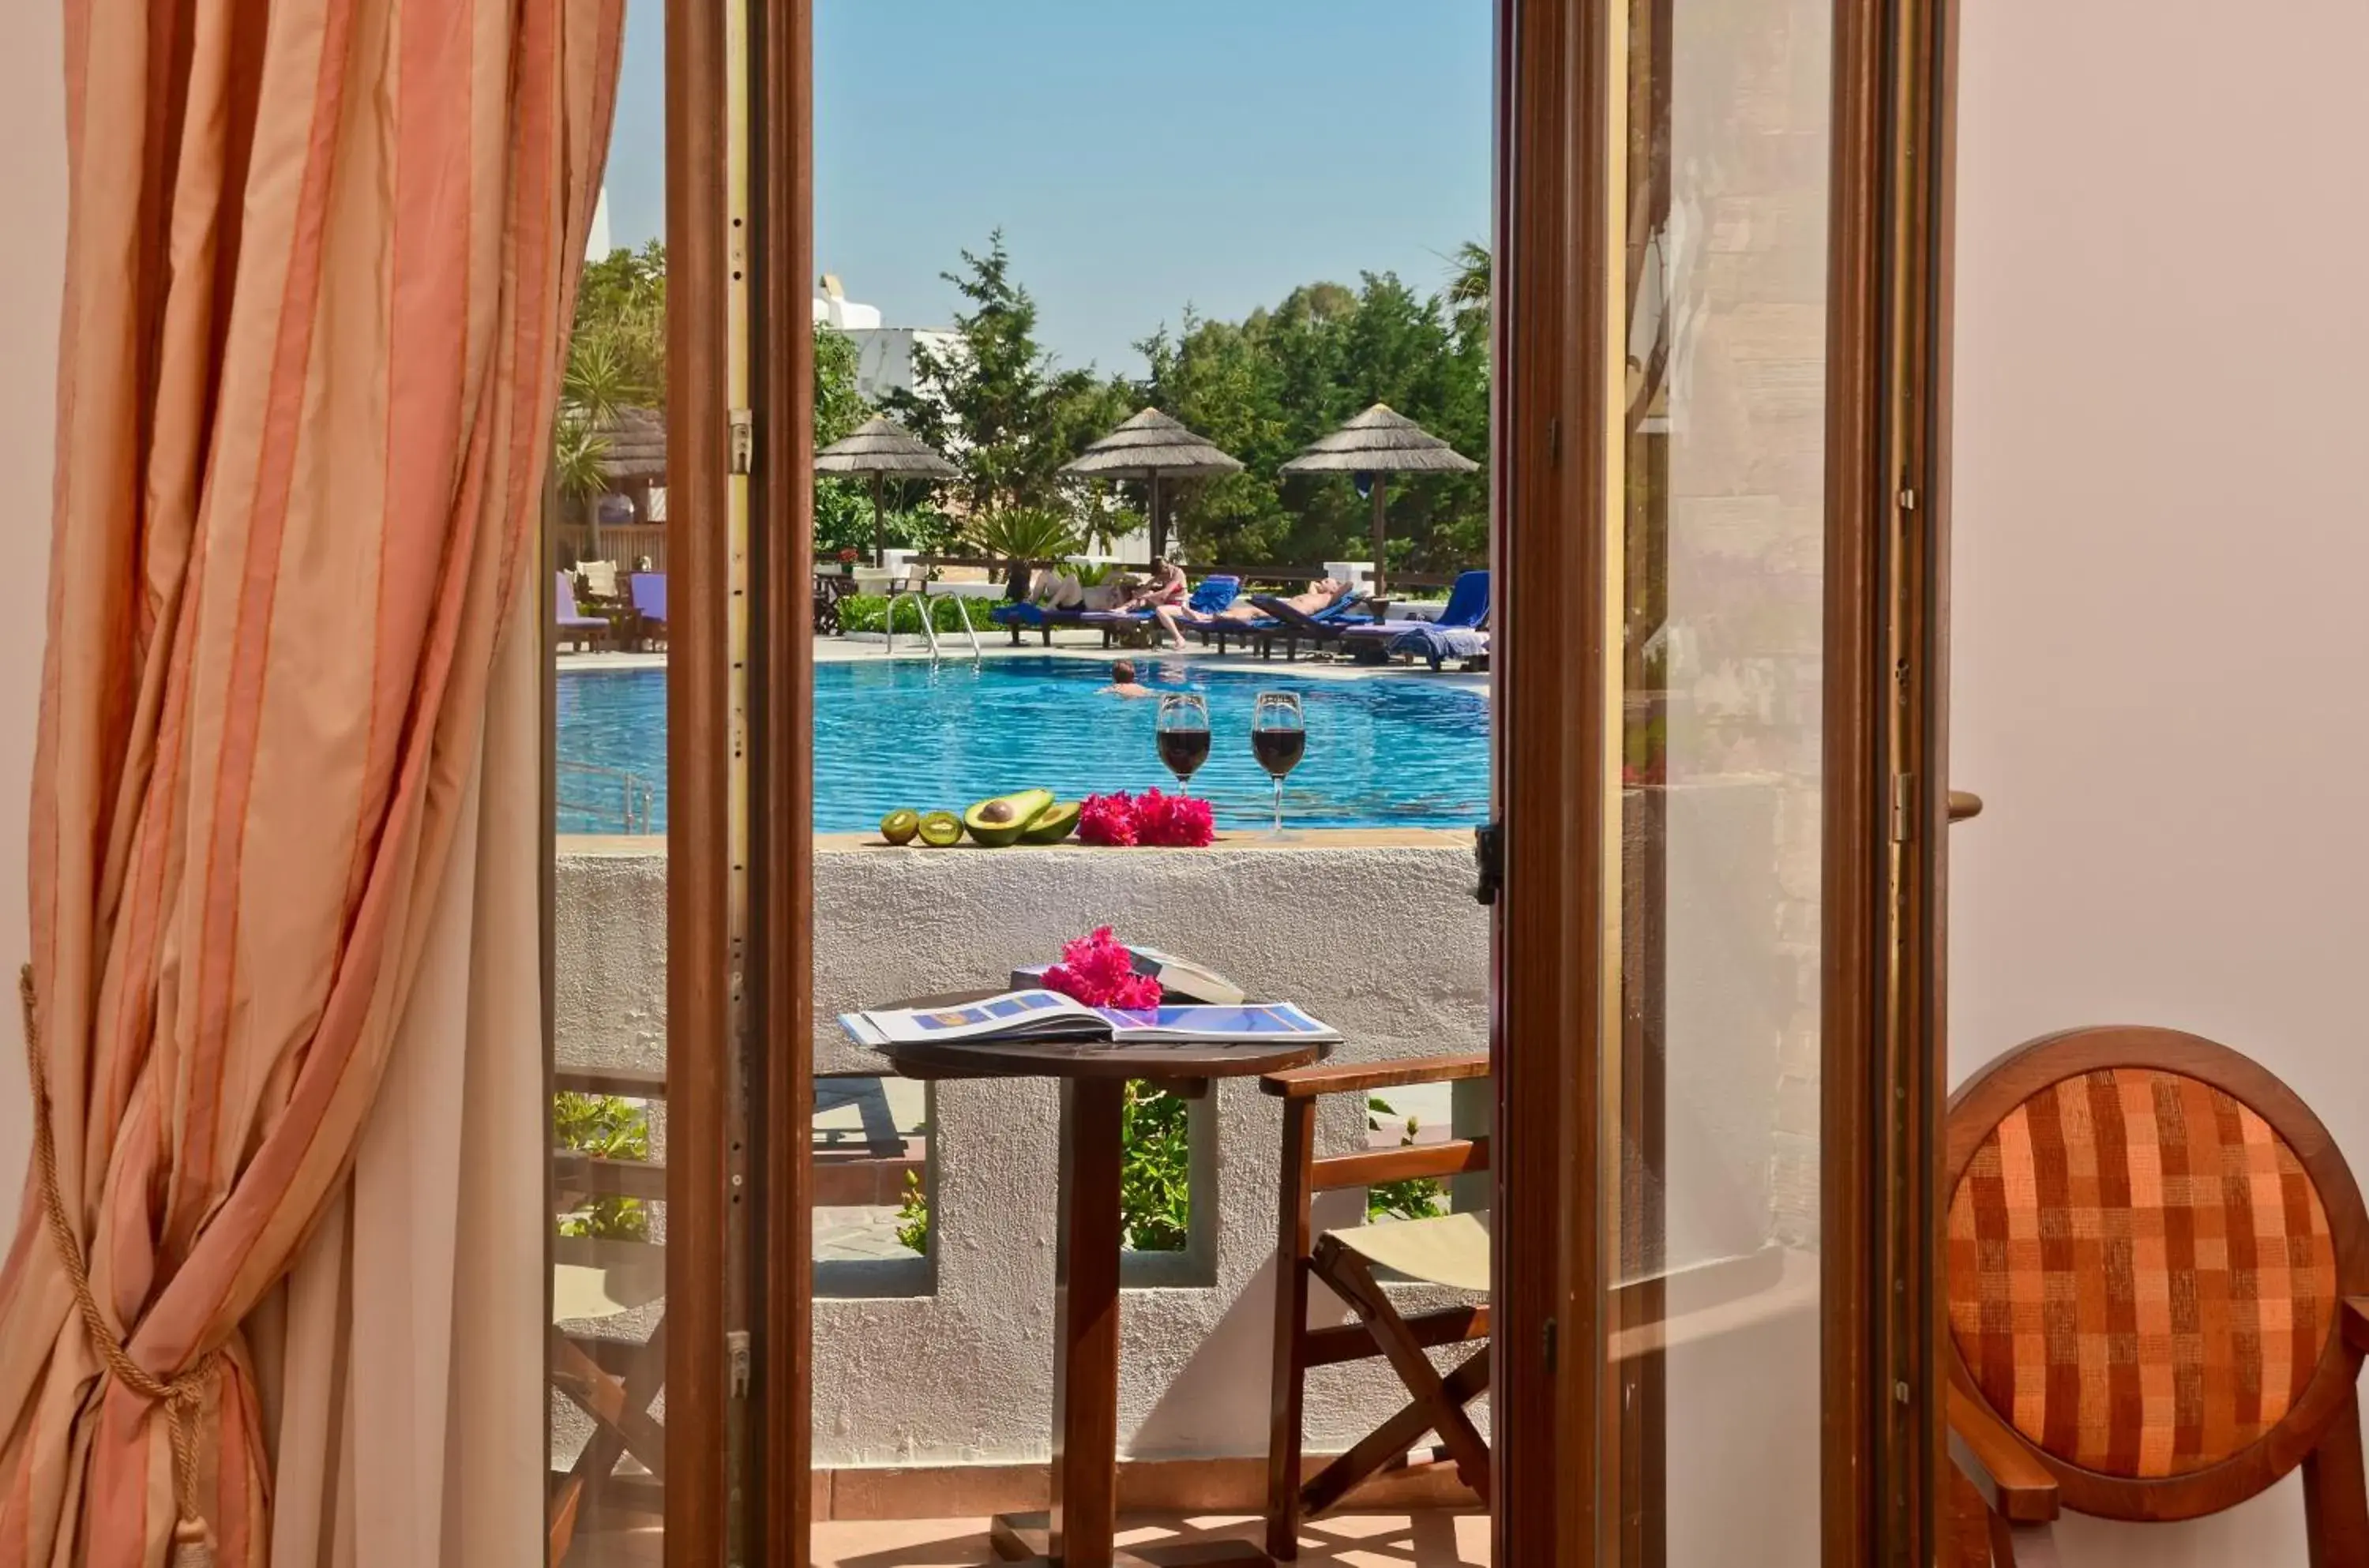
xmin=1158 ymin=729 xmax=1211 ymax=778
xmin=1252 ymin=727 xmax=1306 ymax=778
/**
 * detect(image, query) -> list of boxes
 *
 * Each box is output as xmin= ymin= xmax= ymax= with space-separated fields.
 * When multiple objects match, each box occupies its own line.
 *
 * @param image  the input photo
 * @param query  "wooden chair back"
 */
xmin=1945 ymin=1026 xmax=2369 ymax=1559
xmin=1263 ymin=1053 xmax=1493 ymax=1560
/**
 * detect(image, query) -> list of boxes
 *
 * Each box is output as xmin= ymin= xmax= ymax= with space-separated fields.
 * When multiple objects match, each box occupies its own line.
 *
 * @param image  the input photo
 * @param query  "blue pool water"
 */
xmin=555 ymin=657 xmax=1491 ymax=835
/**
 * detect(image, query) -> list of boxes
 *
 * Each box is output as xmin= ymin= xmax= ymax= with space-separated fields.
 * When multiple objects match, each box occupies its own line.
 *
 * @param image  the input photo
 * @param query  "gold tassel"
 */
xmin=171 ymin=1517 xmax=217 ymax=1568
xmin=22 ymin=966 xmax=225 ymax=1562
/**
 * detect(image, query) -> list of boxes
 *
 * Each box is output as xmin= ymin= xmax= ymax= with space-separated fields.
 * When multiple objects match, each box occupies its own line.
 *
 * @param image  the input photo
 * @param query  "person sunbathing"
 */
xmin=1117 ymin=557 xmax=1188 ymax=614
xmin=1025 ymin=566 xmax=1085 ymax=611
xmin=1154 ymin=579 xmax=1351 ymax=650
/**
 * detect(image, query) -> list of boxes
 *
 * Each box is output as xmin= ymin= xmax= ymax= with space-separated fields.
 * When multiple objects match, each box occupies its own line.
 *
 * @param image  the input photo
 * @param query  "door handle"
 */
xmin=1947 ymin=790 xmax=1984 ymax=823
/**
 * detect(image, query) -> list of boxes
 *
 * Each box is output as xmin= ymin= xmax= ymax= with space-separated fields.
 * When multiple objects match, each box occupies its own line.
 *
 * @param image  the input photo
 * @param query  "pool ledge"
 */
xmin=557 ymin=825 xmax=1473 ymax=856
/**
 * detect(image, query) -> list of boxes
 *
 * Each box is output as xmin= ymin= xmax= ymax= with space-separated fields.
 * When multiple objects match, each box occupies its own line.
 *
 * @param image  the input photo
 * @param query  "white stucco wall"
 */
xmin=0 ymin=3 xmax=66 ymax=1221
xmin=1950 ymin=3 xmax=2369 ymax=1564
xmin=558 ymin=837 xmax=1494 ymax=1466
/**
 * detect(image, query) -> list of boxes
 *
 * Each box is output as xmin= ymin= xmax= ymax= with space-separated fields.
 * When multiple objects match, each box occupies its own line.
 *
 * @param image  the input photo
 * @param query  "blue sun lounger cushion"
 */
xmin=1188 ymin=576 xmax=1241 ymax=614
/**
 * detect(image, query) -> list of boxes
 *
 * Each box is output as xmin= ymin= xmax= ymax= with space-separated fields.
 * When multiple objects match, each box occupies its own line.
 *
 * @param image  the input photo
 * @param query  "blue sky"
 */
xmin=601 ymin=3 xmax=1492 ymax=376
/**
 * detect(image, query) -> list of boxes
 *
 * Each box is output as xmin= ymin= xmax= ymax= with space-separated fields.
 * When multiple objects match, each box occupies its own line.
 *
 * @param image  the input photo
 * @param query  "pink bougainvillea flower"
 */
xmin=1042 ymin=925 xmax=1163 ymax=1008
xmin=1162 ymin=795 xmax=1215 ymax=847
xmin=1131 ymin=788 xmax=1216 ymax=848
xmin=1079 ymin=792 xmax=1139 ymax=847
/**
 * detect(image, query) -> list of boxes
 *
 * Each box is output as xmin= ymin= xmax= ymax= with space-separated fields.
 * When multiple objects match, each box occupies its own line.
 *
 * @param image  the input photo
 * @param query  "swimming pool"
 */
xmin=555 ymin=657 xmax=1491 ymax=835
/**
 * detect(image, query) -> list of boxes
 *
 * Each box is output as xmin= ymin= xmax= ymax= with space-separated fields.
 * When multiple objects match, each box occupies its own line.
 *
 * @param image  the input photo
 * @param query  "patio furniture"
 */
xmin=1337 ymin=571 xmax=1490 ymax=663
xmin=1943 ymin=1026 xmax=2369 ymax=1568
xmin=579 ymin=558 xmax=621 ymax=600
xmin=629 ymin=572 xmax=668 ymax=650
xmin=1260 ymin=1053 xmax=1493 ymax=1562
xmin=557 ymin=570 xmax=612 ymax=652
xmin=547 ymin=1066 xmax=672 ymax=1564
xmin=813 ymin=572 xmax=854 ymax=635
xmin=873 ymin=988 xmax=1333 ymax=1568
xmin=1218 ymin=591 xmax=1372 ymax=661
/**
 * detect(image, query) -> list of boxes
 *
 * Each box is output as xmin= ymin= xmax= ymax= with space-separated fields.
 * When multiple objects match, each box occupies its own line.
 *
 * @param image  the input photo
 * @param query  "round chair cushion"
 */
xmin=1947 ymin=1066 xmax=2339 ymax=1478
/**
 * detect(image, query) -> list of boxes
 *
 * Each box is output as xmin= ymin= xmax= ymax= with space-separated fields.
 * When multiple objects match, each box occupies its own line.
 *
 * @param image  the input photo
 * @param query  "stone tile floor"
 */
xmin=810 ymin=1514 xmax=1489 ymax=1566
xmin=568 ymin=1513 xmax=1489 ymax=1568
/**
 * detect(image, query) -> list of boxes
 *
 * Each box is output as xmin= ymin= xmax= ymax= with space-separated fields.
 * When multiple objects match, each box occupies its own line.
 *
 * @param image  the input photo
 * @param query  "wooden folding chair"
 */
xmin=548 ymin=1070 xmax=672 ymax=1565
xmin=1260 ymin=1053 xmax=1492 ymax=1562
xmin=1943 ymin=1026 xmax=2369 ymax=1567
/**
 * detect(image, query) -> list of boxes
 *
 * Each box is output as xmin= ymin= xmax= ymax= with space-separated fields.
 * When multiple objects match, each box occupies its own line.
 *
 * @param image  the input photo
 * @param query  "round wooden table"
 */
xmin=873 ymin=994 xmax=1331 ymax=1568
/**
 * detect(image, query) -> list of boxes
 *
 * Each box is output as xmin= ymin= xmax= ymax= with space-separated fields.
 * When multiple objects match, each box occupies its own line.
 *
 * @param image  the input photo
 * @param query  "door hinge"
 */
xmin=726 ymin=1329 xmax=751 ymax=1398
xmin=1472 ymin=821 xmax=1504 ymax=906
xmin=1890 ymin=774 xmax=1915 ymax=844
xmin=728 ymin=407 xmax=755 ymax=475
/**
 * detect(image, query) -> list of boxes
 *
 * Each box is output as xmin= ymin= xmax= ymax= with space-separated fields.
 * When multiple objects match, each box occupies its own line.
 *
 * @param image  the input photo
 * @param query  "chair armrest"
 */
xmin=1948 ymin=1384 xmax=2059 ymax=1524
xmin=1260 ymin=1052 xmax=1491 ymax=1099
xmin=2347 ymin=1296 xmax=2369 ymax=1356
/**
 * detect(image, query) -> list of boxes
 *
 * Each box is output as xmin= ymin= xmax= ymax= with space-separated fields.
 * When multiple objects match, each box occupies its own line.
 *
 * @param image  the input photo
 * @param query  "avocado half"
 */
xmin=963 ymin=789 xmax=1055 ymax=847
xmin=917 ymin=811 xmax=964 ymax=847
xmin=1019 ymin=800 xmax=1083 ymax=845
xmin=880 ymin=808 xmax=921 ymax=846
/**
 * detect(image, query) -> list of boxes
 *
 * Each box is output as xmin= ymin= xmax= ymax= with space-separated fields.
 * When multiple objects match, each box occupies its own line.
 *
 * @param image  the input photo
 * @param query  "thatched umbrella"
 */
xmin=1059 ymin=408 xmax=1242 ymax=562
xmin=814 ymin=415 xmax=959 ymax=566
xmin=1281 ymin=403 xmax=1478 ymax=598
xmin=585 ymin=406 xmax=668 ymax=559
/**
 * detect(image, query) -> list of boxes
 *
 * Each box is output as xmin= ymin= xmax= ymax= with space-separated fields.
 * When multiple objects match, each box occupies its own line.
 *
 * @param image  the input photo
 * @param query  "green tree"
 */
xmin=1141 ymin=272 xmax=1489 ymax=573
xmin=883 ymin=231 xmax=1131 ymax=523
xmin=570 ymin=241 xmax=668 ymax=412
xmin=812 ymin=323 xmax=875 ymax=559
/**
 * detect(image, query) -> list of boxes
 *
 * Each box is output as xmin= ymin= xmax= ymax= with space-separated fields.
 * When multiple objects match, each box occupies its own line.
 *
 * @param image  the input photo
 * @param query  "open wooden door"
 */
xmin=1489 ymin=0 xmax=1957 ymax=1564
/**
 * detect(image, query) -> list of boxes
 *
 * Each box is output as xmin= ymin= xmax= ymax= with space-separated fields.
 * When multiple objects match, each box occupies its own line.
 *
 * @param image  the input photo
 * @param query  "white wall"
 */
xmin=0 ymin=3 xmax=65 ymax=1221
xmin=1950 ymin=3 xmax=2369 ymax=1564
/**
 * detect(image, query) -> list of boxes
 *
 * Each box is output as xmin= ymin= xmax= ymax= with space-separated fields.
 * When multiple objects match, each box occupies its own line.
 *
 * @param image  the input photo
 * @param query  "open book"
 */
xmin=841 ymin=988 xmax=1338 ymax=1049
xmin=1008 ymin=944 xmax=1247 ymax=1007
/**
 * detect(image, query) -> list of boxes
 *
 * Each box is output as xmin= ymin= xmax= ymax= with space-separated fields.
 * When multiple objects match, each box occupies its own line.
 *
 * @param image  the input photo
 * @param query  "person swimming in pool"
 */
xmin=1099 ymin=659 xmax=1158 ymax=699
xmin=1153 ymin=578 xmax=1354 ymax=651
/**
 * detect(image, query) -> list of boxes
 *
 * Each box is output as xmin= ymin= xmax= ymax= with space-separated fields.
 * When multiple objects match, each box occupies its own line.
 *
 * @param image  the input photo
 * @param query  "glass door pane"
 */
xmin=549 ymin=3 xmax=680 ymax=1562
xmin=1606 ymin=0 xmax=1831 ymax=1562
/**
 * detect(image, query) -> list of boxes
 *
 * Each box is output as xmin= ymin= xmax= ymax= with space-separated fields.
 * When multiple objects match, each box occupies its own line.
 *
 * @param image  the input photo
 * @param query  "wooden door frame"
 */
xmin=665 ymin=0 xmax=735 ymax=1562
xmin=1489 ymin=0 xmax=1958 ymax=1564
xmin=659 ymin=0 xmax=1958 ymax=1562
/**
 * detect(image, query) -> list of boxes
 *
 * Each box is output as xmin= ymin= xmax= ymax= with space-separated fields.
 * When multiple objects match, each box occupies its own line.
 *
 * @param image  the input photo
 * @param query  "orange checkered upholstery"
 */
xmin=1947 ymin=1067 xmax=2340 ymax=1478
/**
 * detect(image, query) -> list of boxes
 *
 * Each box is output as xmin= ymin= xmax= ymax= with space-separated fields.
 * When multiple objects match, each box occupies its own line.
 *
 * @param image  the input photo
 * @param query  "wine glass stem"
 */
xmin=1271 ymin=775 xmax=1284 ymax=835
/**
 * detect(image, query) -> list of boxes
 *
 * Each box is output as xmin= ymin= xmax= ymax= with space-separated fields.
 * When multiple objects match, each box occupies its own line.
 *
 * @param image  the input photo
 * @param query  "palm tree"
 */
xmin=563 ymin=335 xmax=651 ymax=428
xmin=1447 ymin=241 xmax=1491 ymax=313
xmin=551 ymin=413 xmax=611 ymax=522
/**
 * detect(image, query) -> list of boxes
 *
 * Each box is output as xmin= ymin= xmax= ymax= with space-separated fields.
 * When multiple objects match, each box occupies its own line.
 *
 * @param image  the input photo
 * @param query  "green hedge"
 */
xmin=833 ymin=593 xmax=1000 ymax=635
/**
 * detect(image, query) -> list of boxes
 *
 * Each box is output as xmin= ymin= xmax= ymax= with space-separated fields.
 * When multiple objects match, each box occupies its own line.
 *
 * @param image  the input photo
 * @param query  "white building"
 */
xmin=813 ymin=275 xmax=961 ymax=405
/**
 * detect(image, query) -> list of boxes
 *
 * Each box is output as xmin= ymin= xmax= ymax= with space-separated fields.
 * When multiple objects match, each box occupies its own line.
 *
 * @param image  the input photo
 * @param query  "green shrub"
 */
xmin=892 ymin=1082 xmax=1191 ymax=1257
xmin=895 ymin=1168 xmax=930 ymax=1254
xmin=554 ymin=1092 xmax=653 ymax=1240
xmin=1365 ymin=1097 xmax=1446 ymax=1222
xmin=833 ymin=594 xmax=993 ymax=635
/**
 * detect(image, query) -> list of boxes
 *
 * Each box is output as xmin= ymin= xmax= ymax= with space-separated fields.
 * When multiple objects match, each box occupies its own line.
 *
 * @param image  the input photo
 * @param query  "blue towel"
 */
xmin=1188 ymin=576 xmax=1241 ymax=614
xmin=1387 ymin=624 xmax=1488 ymax=669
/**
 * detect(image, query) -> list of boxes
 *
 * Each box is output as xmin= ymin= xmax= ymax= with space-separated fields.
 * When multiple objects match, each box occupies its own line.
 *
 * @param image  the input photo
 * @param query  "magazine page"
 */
xmin=1097 ymin=1002 xmax=1340 ymax=1045
xmin=842 ymin=988 xmax=1110 ymax=1048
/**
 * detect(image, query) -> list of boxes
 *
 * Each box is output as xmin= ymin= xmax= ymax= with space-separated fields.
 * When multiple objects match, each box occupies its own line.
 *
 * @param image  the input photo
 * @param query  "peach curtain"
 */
xmin=0 ymin=0 xmax=622 ymax=1562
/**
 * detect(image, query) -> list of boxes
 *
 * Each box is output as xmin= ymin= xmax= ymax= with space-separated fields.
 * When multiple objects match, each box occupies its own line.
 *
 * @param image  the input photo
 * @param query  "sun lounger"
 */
xmin=557 ymin=571 xmax=611 ymax=652
xmin=629 ymin=572 xmax=667 ymax=650
xmin=1223 ymin=590 xmax=1374 ymax=660
xmin=1337 ymin=570 xmax=1491 ymax=663
xmin=995 ymin=576 xmax=1242 ymax=647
